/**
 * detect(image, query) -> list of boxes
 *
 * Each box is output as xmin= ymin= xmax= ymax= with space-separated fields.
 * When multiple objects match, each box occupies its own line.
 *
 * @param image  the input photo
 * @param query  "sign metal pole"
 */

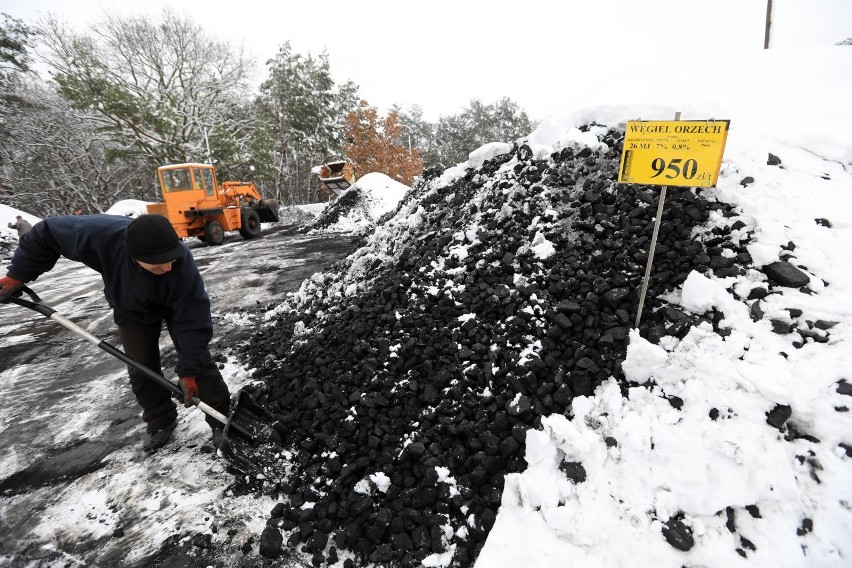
xmin=634 ymin=111 xmax=680 ymax=328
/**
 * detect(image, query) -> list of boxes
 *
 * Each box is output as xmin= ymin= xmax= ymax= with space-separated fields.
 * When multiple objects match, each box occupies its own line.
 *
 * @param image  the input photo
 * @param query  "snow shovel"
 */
xmin=3 ymin=286 xmax=276 ymax=476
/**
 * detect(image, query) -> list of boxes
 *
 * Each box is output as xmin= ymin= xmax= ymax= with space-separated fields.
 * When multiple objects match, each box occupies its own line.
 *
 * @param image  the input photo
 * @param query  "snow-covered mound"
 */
xmin=306 ymin=172 xmax=410 ymax=234
xmin=231 ymin=52 xmax=852 ymax=562
xmin=104 ymin=199 xmax=152 ymax=217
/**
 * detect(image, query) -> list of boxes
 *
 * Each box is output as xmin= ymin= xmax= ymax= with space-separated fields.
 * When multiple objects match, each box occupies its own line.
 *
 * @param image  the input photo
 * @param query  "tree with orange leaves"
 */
xmin=344 ymin=100 xmax=423 ymax=187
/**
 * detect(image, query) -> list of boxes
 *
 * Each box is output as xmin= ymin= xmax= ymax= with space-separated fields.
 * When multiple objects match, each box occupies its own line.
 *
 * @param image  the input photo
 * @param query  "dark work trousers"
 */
xmin=117 ymin=319 xmax=231 ymax=434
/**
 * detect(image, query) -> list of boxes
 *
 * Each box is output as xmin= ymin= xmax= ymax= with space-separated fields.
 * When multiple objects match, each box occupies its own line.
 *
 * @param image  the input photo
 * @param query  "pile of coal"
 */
xmin=304 ymin=188 xmax=366 ymax=233
xmin=241 ymin=127 xmax=758 ymax=567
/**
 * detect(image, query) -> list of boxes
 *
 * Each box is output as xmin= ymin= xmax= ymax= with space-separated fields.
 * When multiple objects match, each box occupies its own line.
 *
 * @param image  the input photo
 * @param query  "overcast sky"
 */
xmin=3 ymin=0 xmax=850 ymax=120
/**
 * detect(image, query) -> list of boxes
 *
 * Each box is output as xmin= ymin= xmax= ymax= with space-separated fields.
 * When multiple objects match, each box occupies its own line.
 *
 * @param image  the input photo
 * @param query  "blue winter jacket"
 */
xmin=7 ymin=215 xmax=213 ymax=377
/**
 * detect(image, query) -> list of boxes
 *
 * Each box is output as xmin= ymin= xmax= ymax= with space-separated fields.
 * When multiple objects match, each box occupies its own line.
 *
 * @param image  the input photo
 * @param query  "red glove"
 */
xmin=0 ymin=276 xmax=23 ymax=302
xmin=178 ymin=377 xmax=198 ymax=407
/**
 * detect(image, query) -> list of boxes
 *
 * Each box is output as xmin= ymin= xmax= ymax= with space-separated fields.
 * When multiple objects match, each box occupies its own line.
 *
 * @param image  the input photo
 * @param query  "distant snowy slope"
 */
xmin=104 ymin=199 xmax=152 ymax=217
xmin=0 ymin=204 xmax=41 ymax=238
xmin=0 ymin=204 xmax=42 ymax=261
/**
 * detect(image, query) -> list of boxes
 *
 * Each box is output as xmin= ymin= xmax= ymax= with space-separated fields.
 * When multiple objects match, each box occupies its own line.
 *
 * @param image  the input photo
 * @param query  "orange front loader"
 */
xmin=147 ymin=163 xmax=279 ymax=245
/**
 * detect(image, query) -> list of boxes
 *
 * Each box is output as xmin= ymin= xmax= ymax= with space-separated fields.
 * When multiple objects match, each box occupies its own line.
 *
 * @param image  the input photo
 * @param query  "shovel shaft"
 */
xmin=53 ymin=311 xmax=240 ymax=432
xmin=7 ymin=286 xmax=256 ymax=443
xmin=50 ymin=312 xmax=103 ymax=346
xmin=101 ymin=336 xmax=255 ymax=440
xmin=98 ymin=340 xmax=184 ymax=398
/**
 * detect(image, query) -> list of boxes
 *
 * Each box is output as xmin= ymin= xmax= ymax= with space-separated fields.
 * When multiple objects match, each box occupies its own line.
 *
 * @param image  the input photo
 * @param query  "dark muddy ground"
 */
xmin=0 ymin=223 xmax=359 ymax=568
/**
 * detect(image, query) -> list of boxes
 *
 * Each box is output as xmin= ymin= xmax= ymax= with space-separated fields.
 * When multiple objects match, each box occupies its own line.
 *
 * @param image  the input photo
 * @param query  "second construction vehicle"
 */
xmin=147 ymin=163 xmax=279 ymax=245
xmin=316 ymin=156 xmax=356 ymax=197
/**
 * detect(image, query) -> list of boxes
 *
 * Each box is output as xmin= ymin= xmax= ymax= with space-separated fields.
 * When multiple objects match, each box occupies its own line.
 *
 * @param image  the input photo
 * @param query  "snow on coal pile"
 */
xmin=306 ymin=172 xmax=411 ymax=234
xmin=228 ymin=110 xmax=852 ymax=568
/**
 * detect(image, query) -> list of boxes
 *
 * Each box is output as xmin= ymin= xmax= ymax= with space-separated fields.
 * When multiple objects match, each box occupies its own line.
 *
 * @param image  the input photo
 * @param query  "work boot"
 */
xmin=143 ymin=420 xmax=177 ymax=453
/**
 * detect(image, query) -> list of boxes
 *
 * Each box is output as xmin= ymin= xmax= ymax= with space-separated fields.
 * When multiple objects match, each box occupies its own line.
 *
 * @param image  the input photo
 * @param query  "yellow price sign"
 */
xmin=618 ymin=120 xmax=730 ymax=187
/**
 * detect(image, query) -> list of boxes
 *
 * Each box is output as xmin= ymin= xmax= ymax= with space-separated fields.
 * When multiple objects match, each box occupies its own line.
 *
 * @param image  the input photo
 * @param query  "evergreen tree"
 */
xmin=260 ymin=42 xmax=359 ymax=204
xmin=205 ymin=96 xmax=277 ymax=190
xmin=0 ymin=14 xmax=34 ymax=148
xmin=344 ymin=100 xmax=423 ymax=186
xmin=433 ymin=97 xmax=532 ymax=166
xmin=392 ymin=104 xmax=438 ymax=167
xmin=0 ymin=13 xmax=32 ymax=85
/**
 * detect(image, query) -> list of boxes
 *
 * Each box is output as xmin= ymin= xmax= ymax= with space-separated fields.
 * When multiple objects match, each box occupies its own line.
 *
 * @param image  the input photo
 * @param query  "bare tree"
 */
xmin=37 ymin=9 xmax=255 ymax=166
xmin=0 ymin=80 xmax=150 ymax=216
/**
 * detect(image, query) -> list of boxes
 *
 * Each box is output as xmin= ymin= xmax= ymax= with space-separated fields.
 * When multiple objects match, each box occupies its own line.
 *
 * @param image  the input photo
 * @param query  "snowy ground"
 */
xmin=478 ymin=135 xmax=852 ymax=561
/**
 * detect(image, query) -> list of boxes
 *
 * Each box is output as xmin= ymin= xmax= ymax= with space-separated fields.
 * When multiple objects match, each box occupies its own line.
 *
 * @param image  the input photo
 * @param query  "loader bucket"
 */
xmin=218 ymin=390 xmax=281 ymax=478
xmin=318 ymin=158 xmax=355 ymax=196
xmin=256 ymin=199 xmax=280 ymax=223
xmin=321 ymin=177 xmax=351 ymax=194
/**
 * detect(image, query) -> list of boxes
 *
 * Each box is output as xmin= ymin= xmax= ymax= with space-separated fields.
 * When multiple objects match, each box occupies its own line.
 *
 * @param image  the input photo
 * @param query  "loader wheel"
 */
xmin=203 ymin=220 xmax=225 ymax=245
xmin=239 ymin=209 xmax=261 ymax=239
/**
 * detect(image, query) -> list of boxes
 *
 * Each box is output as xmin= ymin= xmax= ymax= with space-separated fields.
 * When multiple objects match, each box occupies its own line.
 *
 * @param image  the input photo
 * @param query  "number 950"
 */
xmin=650 ymin=158 xmax=698 ymax=179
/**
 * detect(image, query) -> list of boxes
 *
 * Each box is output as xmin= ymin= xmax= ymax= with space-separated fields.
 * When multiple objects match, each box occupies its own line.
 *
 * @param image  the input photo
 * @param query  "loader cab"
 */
xmin=158 ymin=164 xmax=219 ymax=203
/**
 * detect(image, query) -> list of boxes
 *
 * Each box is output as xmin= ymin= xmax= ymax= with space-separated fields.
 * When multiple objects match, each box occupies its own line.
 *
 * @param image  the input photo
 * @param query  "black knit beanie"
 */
xmin=124 ymin=214 xmax=184 ymax=264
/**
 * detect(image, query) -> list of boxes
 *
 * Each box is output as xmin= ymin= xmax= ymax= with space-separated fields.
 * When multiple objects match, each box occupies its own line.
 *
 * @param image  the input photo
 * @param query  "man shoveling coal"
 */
xmin=0 ymin=214 xmax=231 ymax=452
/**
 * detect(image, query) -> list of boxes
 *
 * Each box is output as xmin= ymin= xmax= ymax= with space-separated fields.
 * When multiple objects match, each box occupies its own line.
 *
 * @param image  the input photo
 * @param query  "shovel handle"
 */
xmin=4 ymin=285 xmax=55 ymax=317
xmin=101 ymin=340 xmax=253 ymax=440
xmin=7 ymin=287 xmax=186 ymax=398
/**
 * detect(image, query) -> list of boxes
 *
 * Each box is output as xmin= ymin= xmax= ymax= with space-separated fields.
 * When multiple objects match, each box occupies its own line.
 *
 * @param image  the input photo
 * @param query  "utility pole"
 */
xmin=764 ymin=0 xmax=773 ymax=49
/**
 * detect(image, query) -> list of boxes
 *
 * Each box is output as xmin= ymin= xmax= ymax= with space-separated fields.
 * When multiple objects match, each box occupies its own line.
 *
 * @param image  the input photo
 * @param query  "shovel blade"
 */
xmin=217 ymin=390 xmax=281 ymax=478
